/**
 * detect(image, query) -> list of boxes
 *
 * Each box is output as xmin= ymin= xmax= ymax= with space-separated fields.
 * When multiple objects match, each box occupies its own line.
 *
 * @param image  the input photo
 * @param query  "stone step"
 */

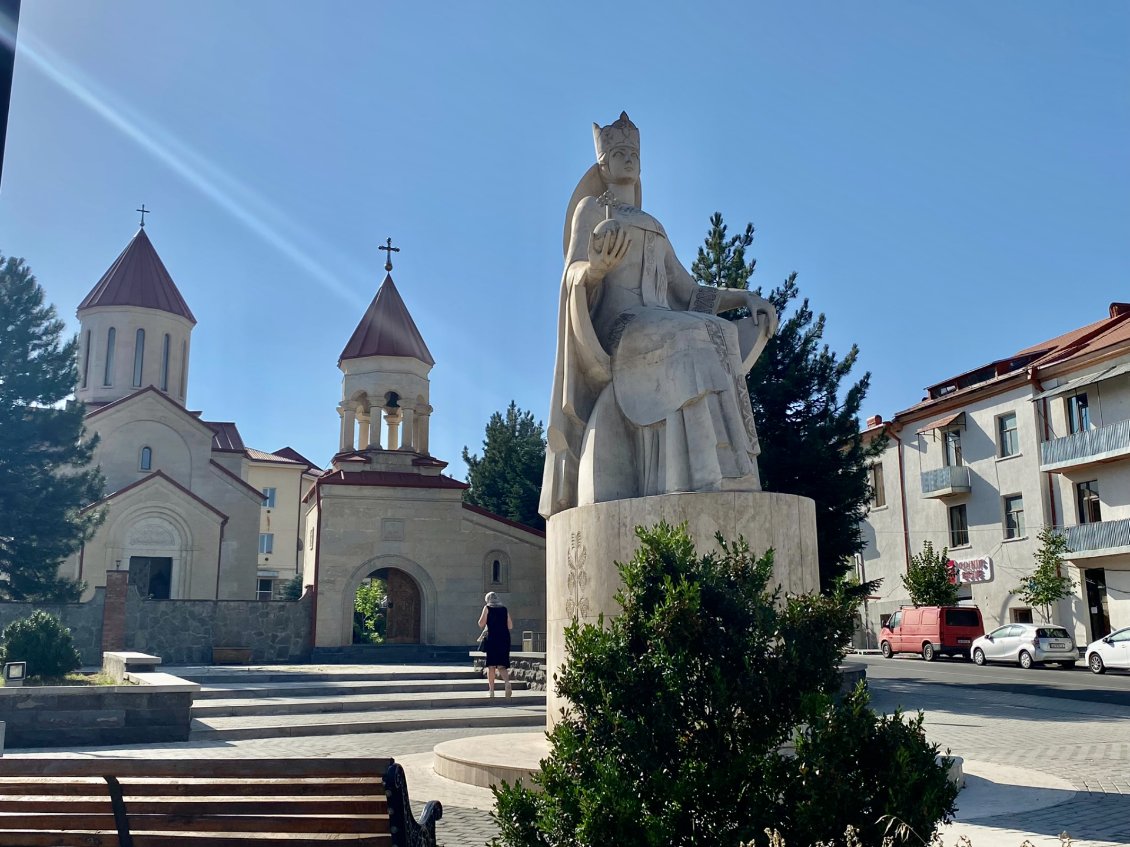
xmin=193 ymin=677 xmax=494 ymax=701
xmin=193 ymin=686 xmax=541 ymax=717
xmin=310 ymin=645 xmax=475 ymax=664
xmin=173 ymin=665 xmax=481 ymax=686
xmin=189 ymin=701 xmax=546 ymax=741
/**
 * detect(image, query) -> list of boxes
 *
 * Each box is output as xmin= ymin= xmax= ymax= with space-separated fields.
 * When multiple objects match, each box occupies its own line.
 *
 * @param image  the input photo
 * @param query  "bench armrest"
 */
xmin=384 ymin=762 xmax=443 ymax=847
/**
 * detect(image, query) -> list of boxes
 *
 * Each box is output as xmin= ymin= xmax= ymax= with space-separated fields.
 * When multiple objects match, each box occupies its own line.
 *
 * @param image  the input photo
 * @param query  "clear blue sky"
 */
xmin=2 ymin=3 xmax=1127 ymax=477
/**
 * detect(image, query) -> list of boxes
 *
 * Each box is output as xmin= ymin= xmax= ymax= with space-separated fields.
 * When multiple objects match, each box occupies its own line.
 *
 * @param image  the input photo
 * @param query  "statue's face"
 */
xmin=603 ymin=146 xmax=639 ymax=184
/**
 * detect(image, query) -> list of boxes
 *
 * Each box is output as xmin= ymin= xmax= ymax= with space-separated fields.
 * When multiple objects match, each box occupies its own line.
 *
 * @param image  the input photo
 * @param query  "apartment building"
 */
xmin=859 ymin=302 xmax=1130 ymax=648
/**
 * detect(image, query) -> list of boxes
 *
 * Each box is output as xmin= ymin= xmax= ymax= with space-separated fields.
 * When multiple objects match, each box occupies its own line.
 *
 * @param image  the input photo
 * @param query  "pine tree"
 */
xmin=693 ymin=213 xmax=885 ymax=590
xmin=462 ymin=401 xmax=546 ymax=532
xmin=0 ymin=254 xmax=105 ymax=601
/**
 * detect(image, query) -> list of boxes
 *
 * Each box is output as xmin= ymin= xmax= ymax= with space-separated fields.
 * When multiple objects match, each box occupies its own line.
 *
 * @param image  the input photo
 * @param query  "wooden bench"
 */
xmin=0 ymin=756 xmax=441 ymax=846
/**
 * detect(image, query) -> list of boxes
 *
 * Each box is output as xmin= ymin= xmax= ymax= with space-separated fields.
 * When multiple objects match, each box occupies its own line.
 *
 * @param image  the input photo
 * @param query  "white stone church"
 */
xmin=61 ymin=227 xmax=545 ymax=648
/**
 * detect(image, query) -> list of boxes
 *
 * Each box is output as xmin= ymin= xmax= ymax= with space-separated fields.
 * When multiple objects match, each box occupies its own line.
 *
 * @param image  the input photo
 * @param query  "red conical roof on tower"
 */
xmin=339 ymin=274 xmax=434 ymax=366
xmin=77 ymin=229 xmax=196 ymax=323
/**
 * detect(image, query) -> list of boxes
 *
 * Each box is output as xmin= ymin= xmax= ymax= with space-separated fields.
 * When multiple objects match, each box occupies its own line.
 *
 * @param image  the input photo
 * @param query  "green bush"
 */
xmin=491 ymin=522 xmax=956 ymax=847
xmin=784 ymin=684 xmax=958 ymax=845
xmin=0 ymin=610 xmax=83 ymax=679
xmin=279 ymin=574 xmax=304 ymax=601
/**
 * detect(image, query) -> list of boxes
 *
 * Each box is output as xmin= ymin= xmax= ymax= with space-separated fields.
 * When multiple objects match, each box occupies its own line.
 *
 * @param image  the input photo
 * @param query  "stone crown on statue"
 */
xmin=592 ymin=111 xmax=640 ymax=161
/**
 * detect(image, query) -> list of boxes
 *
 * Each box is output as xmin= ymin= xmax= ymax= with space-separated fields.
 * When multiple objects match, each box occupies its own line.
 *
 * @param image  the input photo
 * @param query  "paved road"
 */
xmin=856 ymin=652 xmax=1130 ymax=708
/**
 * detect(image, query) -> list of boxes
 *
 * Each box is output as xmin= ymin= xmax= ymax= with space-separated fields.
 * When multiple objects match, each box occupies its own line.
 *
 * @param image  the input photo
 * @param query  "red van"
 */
xmin=880 ymin=606 xmax=985 ymax=661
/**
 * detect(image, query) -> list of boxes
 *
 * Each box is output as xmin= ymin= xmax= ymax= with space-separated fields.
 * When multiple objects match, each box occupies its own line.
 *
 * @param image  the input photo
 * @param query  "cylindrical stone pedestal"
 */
xmin=545 ymin=491 xmax=820 ymax=728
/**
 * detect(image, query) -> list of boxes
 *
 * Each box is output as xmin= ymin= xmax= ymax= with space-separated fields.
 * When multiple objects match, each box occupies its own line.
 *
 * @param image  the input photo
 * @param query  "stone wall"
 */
xmin=0 ymin=682 xmax=195 ymax=748
xmin=472 ymin=651 xmax=547 ymax=691
xmin=0 ymin=590 xmax=105 ymax=666
xmin=124 ymin=586 xmax=313 ymax=664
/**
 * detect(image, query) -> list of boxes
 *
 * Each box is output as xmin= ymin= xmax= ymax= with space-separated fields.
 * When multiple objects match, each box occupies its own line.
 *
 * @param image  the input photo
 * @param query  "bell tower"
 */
xmin=335 ymin=247 xmax=435 ymax=471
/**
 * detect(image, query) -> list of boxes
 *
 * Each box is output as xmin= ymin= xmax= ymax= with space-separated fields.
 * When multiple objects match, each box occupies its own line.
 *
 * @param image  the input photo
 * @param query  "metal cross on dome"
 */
xmin=379 ymin=237 xmax=400 ymax=272
xmin=136 ymin=204 xmax=150 ymax=227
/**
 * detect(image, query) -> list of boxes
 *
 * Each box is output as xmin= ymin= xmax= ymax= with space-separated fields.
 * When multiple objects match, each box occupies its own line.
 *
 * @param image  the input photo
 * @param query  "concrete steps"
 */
xmin=176 ymin=664 xmax=546 ymax=741
xmin=193 ymin=686 xmax=543 ymax=718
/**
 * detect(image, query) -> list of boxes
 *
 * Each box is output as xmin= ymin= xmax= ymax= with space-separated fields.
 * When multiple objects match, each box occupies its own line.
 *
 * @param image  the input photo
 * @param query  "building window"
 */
xmin=160 ymin=333 xmax=171 ymax=391
xmin=870 ymin=463 xmax=885 ymax=508
xmin=259 ymin=533 xmax=274 ymax=555
xmin=103 ymin=327 xmax=116 ymax=385
xmin=491 ymin=559 xmax=502 ymax=584
xmin=1003 ymin=494 xmax=1024 ymax=539
xmin=1010 ymin=607 xmax=1034 ymax=624
xmin=1067 ymin=393 xmax=1090 ymax=434
xmin=308 ymin=528 xmax=315 ymax=548
xmin=943 ymin=428 xmax=963 ymax=467
xmin=257 ymin=578 xmax=274 ymax=601
xmin=139 ymin=446 xmax=152 ymax=471
xmin=261 ymin=487 xmax=277 ymax=508
xmin=132 ymin=328 xmax=145 ymax=387
xmin=949 ymin=503 xmax=969 ymax=547
xmin=997 ymin=412 xmax=1018 ymax=458
xmin=81 ymin=330 xmax=91 ymax=388
xmin=1077 ymin=480 xmax=1101 ymax=524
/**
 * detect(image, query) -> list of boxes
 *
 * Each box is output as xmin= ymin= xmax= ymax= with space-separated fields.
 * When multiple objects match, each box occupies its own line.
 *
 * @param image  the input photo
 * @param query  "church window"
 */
xmin=484 ymin=551 xmax=510 ymax=592
xmin=132 ymin=328 xmax=145 ymax=387
xmin=160 ymin=333 xmax=170 ymax=391
xmin=103 ymin=327 xmax=116 ymax=385
xmin=81 ymin=330 xmax=91 ymax=388
xmin=259 ymin=533 xmax=274 ymax=555
xmin=139 ymin=446 xmax=152 ymax=471
xmin=179 ymin=340 xmax=187 ymax=400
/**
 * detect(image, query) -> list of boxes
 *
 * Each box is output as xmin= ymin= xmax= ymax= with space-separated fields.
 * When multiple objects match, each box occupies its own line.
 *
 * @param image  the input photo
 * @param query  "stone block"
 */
xmin=545 ymin=491 xmax=819 ymax=727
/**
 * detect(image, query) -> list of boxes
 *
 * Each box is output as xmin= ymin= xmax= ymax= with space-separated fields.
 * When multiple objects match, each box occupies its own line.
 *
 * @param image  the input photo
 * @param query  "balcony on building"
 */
xmin=1063 ymin=517 xmax=1130 ymax=560
xmin=1039 ymin=417 xmax=1130 ymax=473
xmin=920 ymin=465 xmax=972 ymax=498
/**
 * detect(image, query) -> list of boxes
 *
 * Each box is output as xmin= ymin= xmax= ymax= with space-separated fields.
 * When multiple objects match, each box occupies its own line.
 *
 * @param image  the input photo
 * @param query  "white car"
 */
xmin=971 ymin=623 xmax=1077 ymax=669
xmin=1085 ymin=626 xmax=1130 ymax=674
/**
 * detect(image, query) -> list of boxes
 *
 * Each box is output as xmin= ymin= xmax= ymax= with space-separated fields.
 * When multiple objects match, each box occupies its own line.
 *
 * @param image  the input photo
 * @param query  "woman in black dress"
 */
xmin=477 ymin=592 xmax=513 ymax=698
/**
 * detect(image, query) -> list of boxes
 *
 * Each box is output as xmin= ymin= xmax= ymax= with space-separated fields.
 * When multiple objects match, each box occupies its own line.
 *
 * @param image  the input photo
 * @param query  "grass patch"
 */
xmin=0 ymin=672 xmax=117 ymax=688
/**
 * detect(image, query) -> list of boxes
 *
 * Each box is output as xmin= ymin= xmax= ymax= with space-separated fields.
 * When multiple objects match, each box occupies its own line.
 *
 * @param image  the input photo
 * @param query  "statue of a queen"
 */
xmin=540 ymin=112 xmax=778 ymax=518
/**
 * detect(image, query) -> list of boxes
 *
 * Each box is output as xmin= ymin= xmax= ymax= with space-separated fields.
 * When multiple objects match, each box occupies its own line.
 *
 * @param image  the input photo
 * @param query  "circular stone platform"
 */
xmin=433 ymin=732 xmax=549 ymax=789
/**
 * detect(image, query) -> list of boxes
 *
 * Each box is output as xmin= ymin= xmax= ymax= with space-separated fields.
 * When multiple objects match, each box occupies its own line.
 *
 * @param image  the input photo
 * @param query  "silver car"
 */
xmin=1085 ymin=626 xmax=1130 ymax=674
xmin=971 ymin=623 xmax=1077 ymax=669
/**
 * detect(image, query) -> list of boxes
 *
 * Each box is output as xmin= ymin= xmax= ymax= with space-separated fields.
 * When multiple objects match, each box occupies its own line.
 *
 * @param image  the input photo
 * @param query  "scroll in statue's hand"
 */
xmin=587 ymin=221 xmax=630 ymax=278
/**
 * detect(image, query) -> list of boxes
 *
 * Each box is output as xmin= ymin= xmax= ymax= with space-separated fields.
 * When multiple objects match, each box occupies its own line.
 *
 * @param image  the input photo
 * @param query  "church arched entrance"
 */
xmin=352 ymin=567 xmax=421 ymax=644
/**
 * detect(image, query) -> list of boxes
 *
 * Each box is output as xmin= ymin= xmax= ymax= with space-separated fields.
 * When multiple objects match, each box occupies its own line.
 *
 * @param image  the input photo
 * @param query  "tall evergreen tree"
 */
xmin=462 ymin=401 xmax=546 ymax=532
xmin=693 ymin=213 xmax=884 ymax=590
xmin=0 ymin=254 xmax=105 ymax=601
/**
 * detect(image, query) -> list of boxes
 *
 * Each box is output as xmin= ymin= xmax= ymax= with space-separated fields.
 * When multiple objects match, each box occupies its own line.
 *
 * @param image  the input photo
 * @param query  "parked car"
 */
xmin=879 ymin=606 xmax=984 ymax=661
xmin=971 ymin=623 xmax=1077 ymax=669
xmin=1085 ymin=626 xmax=1130 ymax=674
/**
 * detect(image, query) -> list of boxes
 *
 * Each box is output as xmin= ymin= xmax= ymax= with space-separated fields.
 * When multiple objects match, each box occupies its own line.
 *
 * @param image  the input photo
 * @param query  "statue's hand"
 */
xmin=587 ymin=224 xmax=631 ymax=278
xmin=748 ymin=293 xmax=779 ymax=338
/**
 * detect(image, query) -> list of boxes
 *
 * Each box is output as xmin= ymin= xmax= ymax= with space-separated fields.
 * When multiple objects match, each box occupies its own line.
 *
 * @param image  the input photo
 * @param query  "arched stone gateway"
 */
xmin=341 ymin=555 xmax=437 ymax=646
